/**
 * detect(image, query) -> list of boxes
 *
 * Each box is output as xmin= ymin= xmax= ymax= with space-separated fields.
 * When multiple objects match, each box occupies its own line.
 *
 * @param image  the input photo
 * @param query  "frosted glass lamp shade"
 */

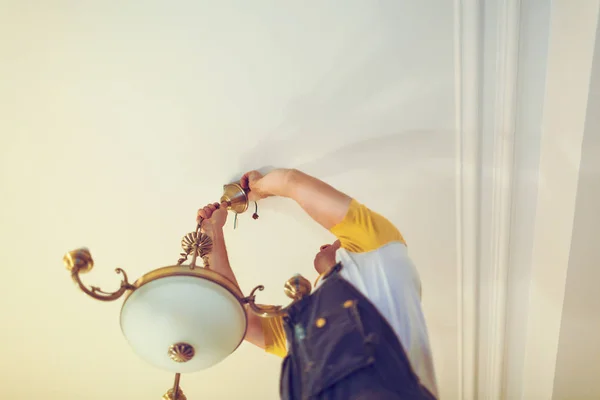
xmin=120 ymin=267 xmax=247 ymax=373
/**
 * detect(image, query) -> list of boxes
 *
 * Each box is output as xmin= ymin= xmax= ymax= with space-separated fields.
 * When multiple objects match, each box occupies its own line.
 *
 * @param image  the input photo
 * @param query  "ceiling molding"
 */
xmin=463 ymin=2 xmax=600 ymax=398
xmin=455 ymin=1 xmax=522 ymax=398
xmin=481 ymin=1 xmax=521 ymax=399
xmin=454 ymin=1 xmax=482 ymax=399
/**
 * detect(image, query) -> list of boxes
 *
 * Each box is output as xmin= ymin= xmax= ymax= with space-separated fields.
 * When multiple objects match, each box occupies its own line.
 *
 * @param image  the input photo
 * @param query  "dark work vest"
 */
xmin=279 ymin=264 xmax=436 ymax=400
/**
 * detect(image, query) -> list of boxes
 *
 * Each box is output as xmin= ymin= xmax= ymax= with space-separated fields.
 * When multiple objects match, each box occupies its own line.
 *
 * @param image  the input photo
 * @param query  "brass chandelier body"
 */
xmin=63 ymin=183 xmax=312 ymax=399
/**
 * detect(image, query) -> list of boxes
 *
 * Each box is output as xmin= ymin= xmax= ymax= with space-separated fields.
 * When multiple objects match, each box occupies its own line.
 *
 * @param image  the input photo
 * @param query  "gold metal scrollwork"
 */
xmin=63 ymin=248 xmax=134 ymax=301
xmin=243 ymin=275 xmax=312 ymax=318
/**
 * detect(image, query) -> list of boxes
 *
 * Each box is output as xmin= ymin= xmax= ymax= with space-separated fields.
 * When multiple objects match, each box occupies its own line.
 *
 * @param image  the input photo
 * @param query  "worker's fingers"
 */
xmin=197 ymin=201 xmax=228 ymax=223
xmin=197 ymin=204 xmax=216 ymax=220
xmin=240 ymin=173 xmax=250 ymax=190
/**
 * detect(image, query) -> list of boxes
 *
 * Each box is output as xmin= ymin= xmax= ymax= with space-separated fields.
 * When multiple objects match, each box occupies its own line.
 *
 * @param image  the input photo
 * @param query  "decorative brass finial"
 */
xmin=168 ymin=343 xmax=195 ymax=363
xmin=63 ymin=248 xmax=134 ymax=301
xmin=179 ymin=231 xmax=213 ymax=267
xmin=163 ymin=373 xmax=186 ymax=400
xmin=181 ymin=232 xmax=213 ymax=256
xmin=284 ymin=275 xmax=312 ymax=301
xmin=63 ymin=248 xmax=94 ymax=273
xmin=162 ymin=387 xmax=186 ymax=400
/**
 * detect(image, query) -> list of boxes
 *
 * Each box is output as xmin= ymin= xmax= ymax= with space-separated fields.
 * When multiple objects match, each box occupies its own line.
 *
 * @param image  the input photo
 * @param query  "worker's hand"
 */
xmin=240 ymin=170 xmax=270 ymax=202
xmin=197 ymin=202 xmax=229 ymax=234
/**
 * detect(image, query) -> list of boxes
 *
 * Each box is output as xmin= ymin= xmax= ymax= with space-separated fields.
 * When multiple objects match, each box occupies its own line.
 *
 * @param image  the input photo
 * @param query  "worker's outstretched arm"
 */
xmin=240 ymin=169 xmax=407 ymax=359
xmin=197 ymin=203 xmax=266 ymax=350
xmin=241 ymin=169 xmax=352 ymax=230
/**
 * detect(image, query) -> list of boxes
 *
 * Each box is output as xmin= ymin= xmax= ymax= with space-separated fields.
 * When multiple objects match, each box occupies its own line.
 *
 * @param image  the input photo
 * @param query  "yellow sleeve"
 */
xmin=330 ymin=199 xmax=406 ymax=252
xmin=261 ymin=316 xmax=287 ymax=357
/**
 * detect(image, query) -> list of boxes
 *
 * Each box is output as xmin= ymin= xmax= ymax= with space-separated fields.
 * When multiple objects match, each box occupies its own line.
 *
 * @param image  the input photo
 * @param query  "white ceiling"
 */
xmin=0 ymin=1 xmax=598 ymax=399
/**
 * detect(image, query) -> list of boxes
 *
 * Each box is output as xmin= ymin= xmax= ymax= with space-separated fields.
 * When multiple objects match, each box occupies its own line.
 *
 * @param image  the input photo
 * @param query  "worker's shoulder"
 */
xmin=331 ymin=200 xmax=406 ymax=253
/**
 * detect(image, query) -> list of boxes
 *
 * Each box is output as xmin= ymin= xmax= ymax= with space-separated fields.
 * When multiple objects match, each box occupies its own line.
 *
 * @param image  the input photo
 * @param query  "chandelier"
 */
xmin=63 ymin=183 xmax=312 ymax=399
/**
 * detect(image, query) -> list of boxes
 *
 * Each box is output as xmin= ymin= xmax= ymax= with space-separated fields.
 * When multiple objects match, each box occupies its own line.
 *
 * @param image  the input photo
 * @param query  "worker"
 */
xmin=197 ymin=168 xmax=438 ymax=399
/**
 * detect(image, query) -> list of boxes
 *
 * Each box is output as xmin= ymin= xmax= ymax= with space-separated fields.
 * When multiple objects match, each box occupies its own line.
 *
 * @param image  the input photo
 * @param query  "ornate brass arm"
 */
xmin=243 ymin=274 xmax=312 ymax=318
xmin=63 ymin=248 xmax=135 ymax=301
